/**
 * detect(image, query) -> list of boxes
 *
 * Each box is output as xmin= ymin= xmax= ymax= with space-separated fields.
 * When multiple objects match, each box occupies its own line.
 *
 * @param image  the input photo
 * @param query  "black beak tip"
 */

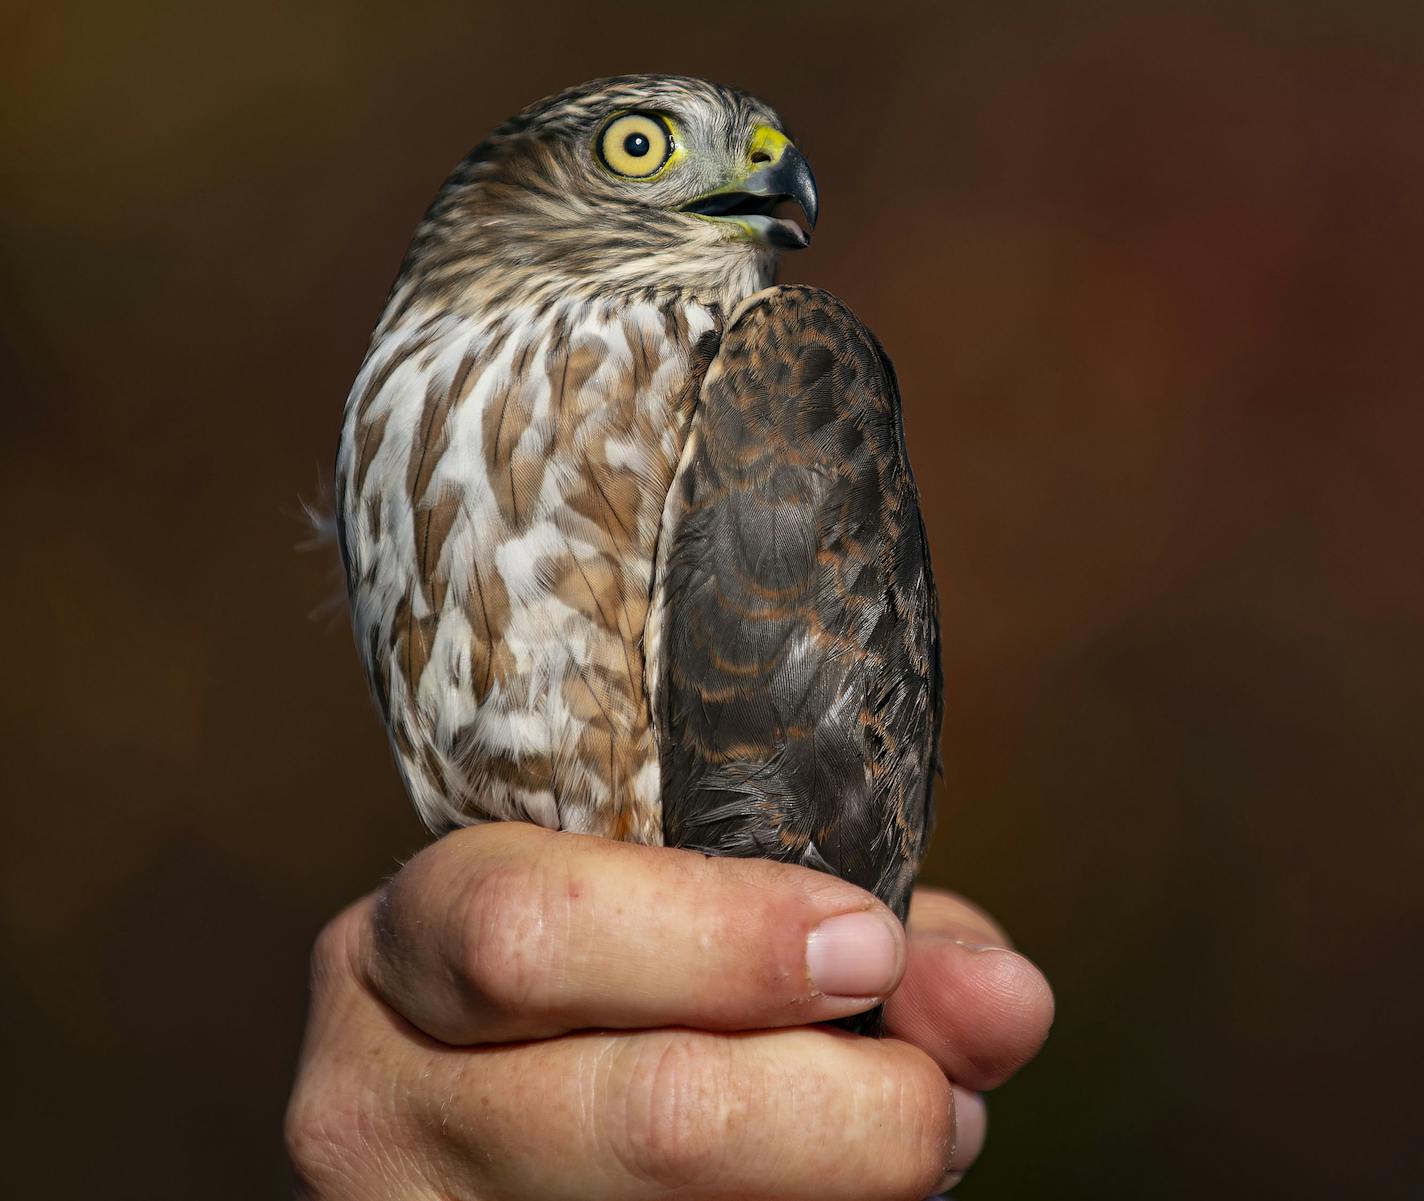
xmin=790 ymin=152 xmax=819 ymax=231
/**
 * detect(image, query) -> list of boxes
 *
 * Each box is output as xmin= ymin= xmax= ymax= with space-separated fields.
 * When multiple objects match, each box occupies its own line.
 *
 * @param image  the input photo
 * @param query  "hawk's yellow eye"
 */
xmin=598 ymin=112 xmax=673 ymax=179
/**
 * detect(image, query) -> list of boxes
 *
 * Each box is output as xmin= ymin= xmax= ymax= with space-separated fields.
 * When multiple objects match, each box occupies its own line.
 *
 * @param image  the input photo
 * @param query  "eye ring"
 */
xmin=597 ymin=112 xmax=674 ymax=179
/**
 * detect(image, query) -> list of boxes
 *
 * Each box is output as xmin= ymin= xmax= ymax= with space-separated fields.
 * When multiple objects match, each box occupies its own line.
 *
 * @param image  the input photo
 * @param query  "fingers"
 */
xmin=888 ymin=889 xmax=1055 ymax=1091
xmin=287 ymin=901 xmax=444 ymax=1200
xmin=359 ymin=822 xmax=908 ymax=1045
xmin=292 ymin=905 xmax=956 ymax=1201
xmin=289 ymin=878 xmax=1038 ymax=1199
xmin=939 ymin=1087 xmax=988 ymax=1193
xmin=424 ymin=1027 xmax=954 ymax=1201
xmin=907 ymin=887 xmax=1014 ymax=947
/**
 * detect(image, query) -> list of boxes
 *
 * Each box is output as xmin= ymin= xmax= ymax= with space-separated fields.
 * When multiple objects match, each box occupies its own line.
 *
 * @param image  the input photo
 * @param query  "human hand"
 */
xmin=285 ymin=823 xmax=1053 ymax=1199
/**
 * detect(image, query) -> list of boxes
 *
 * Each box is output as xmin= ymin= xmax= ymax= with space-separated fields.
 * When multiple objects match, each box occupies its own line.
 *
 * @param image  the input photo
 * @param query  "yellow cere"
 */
xmin=597 ymin=112 xmax=677 ymax=179
xmin=747 ymin=124 xmax=792 ymax=166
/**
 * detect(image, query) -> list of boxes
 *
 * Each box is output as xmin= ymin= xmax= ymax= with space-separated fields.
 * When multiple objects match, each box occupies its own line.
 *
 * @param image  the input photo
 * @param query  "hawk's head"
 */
xmin=396 ymin=75 xmax=819 ymax=313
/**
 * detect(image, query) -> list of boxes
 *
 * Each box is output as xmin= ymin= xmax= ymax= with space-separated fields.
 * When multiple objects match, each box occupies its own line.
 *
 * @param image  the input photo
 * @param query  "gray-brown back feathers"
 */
xmin=656 ymin=286 xmax=942 ymax=919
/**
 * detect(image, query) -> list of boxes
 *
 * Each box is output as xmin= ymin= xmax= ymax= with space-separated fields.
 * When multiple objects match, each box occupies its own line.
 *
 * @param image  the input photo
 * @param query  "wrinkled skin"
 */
xmin=286 ymin=824 xmax=1054 ymax=1200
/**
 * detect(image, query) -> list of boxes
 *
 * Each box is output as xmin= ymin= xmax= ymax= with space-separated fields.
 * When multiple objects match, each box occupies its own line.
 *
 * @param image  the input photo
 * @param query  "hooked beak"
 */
xmin=680 ymin=126 xmax=819 ymax=250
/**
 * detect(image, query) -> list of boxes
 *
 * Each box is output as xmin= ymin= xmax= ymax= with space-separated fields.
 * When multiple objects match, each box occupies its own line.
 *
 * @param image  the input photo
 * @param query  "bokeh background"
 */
xmin=3 ymin=1 xmax=1421 ymax=1196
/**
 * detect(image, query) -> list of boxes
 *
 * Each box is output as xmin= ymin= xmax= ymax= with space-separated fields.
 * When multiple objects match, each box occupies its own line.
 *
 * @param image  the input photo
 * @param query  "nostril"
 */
xmin=750 ymin=150 xmax=772 ymax=164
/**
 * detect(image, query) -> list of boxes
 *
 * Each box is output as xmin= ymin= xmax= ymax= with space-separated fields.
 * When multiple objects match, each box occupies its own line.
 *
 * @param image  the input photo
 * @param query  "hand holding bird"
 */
xmin=287 ymin=823 xmax=1053 ymax=1198
xmin=301 ymin=78 xmax=1052 ymax=1197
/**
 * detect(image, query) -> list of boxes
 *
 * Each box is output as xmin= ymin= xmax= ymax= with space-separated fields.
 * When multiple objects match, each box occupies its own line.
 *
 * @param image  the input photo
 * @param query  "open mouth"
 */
xmin=681 ymin=192 xmax=813 ymax=249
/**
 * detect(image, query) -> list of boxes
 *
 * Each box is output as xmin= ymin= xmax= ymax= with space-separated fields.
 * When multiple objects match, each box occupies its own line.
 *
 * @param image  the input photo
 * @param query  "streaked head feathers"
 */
xmin=391 ymin=74 xmax=818 ymax=317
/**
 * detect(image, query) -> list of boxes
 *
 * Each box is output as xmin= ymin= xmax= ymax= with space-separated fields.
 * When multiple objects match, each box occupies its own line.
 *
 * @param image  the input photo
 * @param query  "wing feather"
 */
xmin=655 ymin=286 xmax=942 ymax=925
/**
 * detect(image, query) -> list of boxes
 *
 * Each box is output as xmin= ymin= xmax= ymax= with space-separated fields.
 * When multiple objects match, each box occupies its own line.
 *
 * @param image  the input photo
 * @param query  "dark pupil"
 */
xmin=623 ymin=131 xmax=651 ymax=158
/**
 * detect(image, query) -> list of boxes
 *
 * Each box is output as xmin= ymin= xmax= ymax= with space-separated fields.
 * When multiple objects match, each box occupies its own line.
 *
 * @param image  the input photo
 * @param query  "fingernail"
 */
xmin=947 ymin=935 xmax=1010 ymax=954
xmin=806 ymin=910 xmax=901 ymax=997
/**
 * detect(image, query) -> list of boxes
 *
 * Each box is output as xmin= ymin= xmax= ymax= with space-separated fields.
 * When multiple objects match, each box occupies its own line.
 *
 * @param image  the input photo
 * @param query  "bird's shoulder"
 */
xmin=690 ymin=283 xmax=910 ymax=493
xmin=703 ymin=283 xmax=902 ymax=432
xmin=722 ymin=282 xmax=869 ymax=329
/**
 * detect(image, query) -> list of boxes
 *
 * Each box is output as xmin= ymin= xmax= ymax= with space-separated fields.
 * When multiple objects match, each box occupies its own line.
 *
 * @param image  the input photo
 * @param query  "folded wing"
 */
xmin=654 ymin=285 xmax=942 ymax=922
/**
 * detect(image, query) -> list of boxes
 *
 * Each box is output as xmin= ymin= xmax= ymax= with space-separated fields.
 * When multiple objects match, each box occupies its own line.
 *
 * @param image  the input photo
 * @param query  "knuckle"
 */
xmin=283 ymin=1087 xmax=339 ymax=1194
xmin=880 ymin=1047 xmax=955 ymax=1198
xmin=919 ymin=1073 xmax=957 ymax=1181
xmin=610 ymin=1034 xmax=734 ymax=1188
xmin=283 ymin=1076 xmax=374 ymax=1197
xmin=308 ymin=903 xmax=365 ymax=996
xmin=285 ymin=1054 xmax=433 ymax=1199
xmin=455 ymin=862 xmax=565 ymax=1018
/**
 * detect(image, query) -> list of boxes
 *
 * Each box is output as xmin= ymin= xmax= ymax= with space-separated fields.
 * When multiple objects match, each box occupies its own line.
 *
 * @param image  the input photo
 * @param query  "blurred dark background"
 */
xmin=3 ymin=1 xmax=1421 ymax=1196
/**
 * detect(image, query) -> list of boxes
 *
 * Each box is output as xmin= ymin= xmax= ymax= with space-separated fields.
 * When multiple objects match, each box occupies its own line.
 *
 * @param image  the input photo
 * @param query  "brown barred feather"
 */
xmin=654 ymin=287 xmax=943 ymax=1030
